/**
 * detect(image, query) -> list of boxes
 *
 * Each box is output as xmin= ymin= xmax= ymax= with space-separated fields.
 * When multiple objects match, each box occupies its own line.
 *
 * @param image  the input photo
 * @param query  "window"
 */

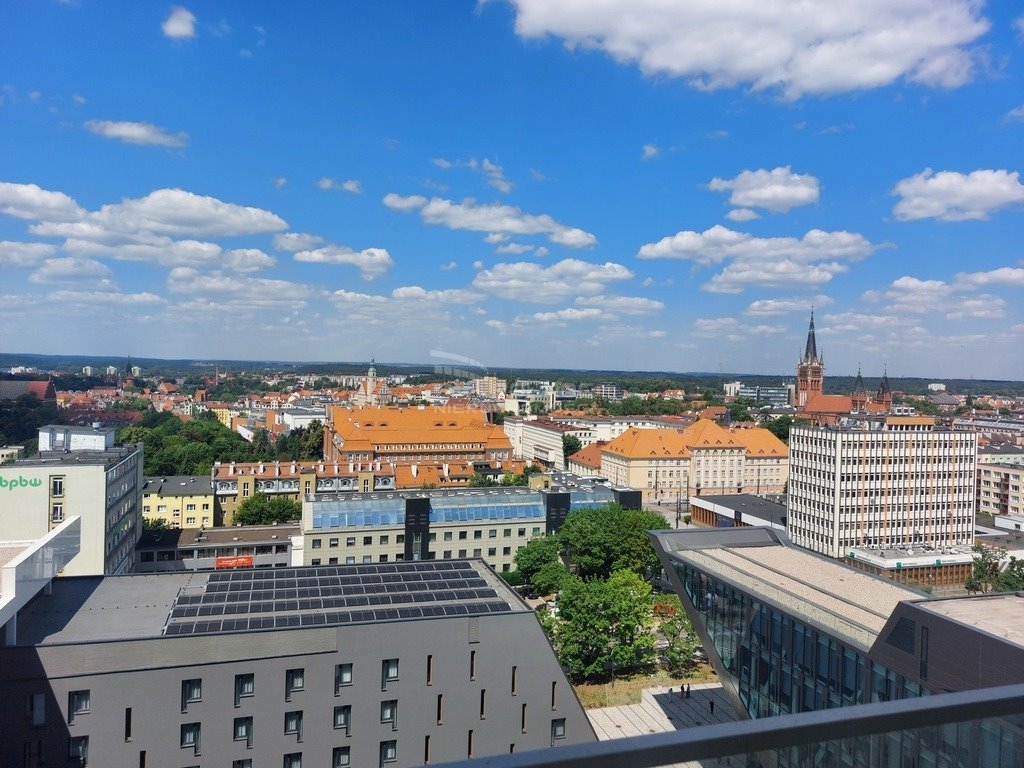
xmin=181 ymin=679 xmax=202 ymax=711
xmin=329 ymin=537 xmax=339 ymax=547
xmin=473 ymin=548 xmax=482 ymax=558
xmin=234 ymin=673 xmax=254 ymax=706
xmin=185 ymin=516 xmax=196 ymax=526
xmin=186 ymin=503 xmax=196 ymax=512
xmin=426 ymin=654 xmax=433 ymax=685
xmin=381 ymin=700 xmax=398 ymax=729
xmin=424 ymin=735 xmax=431 ymax=765
xmin=551 ymin=680 xmax=557 ymax=710
xmin=333 ymin=747 xmax=351 ymax=768
xmin=363 ymin=536 xmax=373 ymax=545
xmin=68 ymin=736 xmax=89 ymax=765
xmin=459 ymin=531 xmax=467 ymax=540
xmin=51 ymin=476 xmax=64 ymax=497
xmin=311 ymin=558 xmax=322 ymax=566
xmin=467 ymin=729 xmax=475 ymax=758
xmin=521 ymin=703 xmax=528 ymax=733
xmin=473 ymin=530 xmax=482 ymax=540
xmin=68 ymin=690 xmax=90 ymax=722
xmin=233 ymin=761 xmax=252 ymax=768
xmin=511 ymin=666 xmax=518 ymax=696
xmin=180 ymin=722 xmax=201 ymax=754
xmin=436 ymin=693 xmax=444 ymax=724
xmin=479 ymin=689 xmax=486 ymax=719
xmin=443 ymin=531 xmax=453 ymax=541
xmin=284 ymin=711 xmax=303 ymax=741
xmin=51 ymin=503 xmax=64 ymax=522
xmin=336 ymin=663 xmax=353 ymax=692
xmin=380 ymin=535 xmax=389 ymax=545
xmin=286 ymin=668 xmax=305 ymax=699
xmin=283 ymin=754 xmax=302 ymax=768
xmin=488 ymin=547 xmax=496 ymax=557
xmin=470 ymin=650 xmax=477 ymax=680
xmin=124 ymin=706 xmax=132 ymax=741
xmin=334 ymin=705 xmax=352 ymax=734
xmin=233 ymin=716 xmax=253 ymax=748
xmin=382 ymin=658 xmax=399 ymax=689
xmin=346 ymin=537 xmax=356 ymax=546
xmin=551 ymin=718 xmax=567 ymax=744
xmin=345 ymin=556 xmax=356 ymax=564
xmin=488 ymin=529 xmax=497 ymax=538
xmin=25 ymin=692 xmax=45 ymax=726
xmin=312 ymin=539 xmax=322 ymax=549
xmin=380 ymin=740 xmax=397 ymax=766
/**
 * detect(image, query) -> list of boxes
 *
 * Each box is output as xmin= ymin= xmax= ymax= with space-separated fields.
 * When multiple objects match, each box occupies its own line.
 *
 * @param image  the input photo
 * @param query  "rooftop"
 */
xmin=919 ymin=594 xmax=1024 ymax=647
xmin=694 ymin=494 xmax=787 ymax=527
xmin=143 ymin=475 xmax=214 ymax=496
xmin=7 ymin=443 xmax=139 ymax=468
xmin=652 ymin=528 xmax=921 ymax=650
xmin=137 ymin=524 xmax=301 ymax=549
xmin=14 ymin=559 xmax=526 ymax=646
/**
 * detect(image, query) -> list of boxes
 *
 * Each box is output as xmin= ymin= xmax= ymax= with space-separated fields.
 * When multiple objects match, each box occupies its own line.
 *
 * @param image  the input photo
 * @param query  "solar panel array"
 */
xmin=163 ymin=561 xmax=514 ymax=637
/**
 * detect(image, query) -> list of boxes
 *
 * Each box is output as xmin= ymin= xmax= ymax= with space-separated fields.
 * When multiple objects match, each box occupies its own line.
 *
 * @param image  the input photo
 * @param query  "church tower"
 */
xmin=876 ymin=366 xmax=893 ymax=409
xmin=851 ymin=365 xmax=868 ymax=412
xmin=796 ymin=311 xmax=825 ymax=407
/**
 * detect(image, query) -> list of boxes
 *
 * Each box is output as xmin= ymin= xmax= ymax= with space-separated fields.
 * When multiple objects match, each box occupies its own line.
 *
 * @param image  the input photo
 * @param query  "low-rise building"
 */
xmin=142 ymin=475 xmax=218 ymax=528
xmin=977 ymin=463 xmax=1024 ymax=517
xmin=0 ymin=425 xmax=143 ymax=576
xmin=135 ymin=524 xmax=300 ymax=572
xmin=689 ymin=494 xmax=786 ymax=530
xmin=503 ymin=417 xmax=594 ymax=470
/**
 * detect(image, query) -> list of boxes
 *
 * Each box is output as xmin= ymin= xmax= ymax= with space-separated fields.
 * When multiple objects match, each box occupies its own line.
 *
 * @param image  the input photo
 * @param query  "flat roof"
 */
xmin=10 ymin=444 xmax=138 ymax=468
xmin=918 ymin=594 xmax=1024 ymax=647
xmin=693 ymin=494 xmax=786 ymax=527
xmin=14 ymin=560 xmax=527 ymax=646
xmin=138 ymin=524 xmax=301 ymax=549
xmin=142 ymin=475 xmax=214 ymax=496
xmin=652 ymin=528 xmax=921 ymax=650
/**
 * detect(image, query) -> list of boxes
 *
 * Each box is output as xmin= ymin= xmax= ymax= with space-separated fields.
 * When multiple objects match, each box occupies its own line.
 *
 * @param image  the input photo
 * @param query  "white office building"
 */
xmin=788 ymin=416 xmax=977 ymax=559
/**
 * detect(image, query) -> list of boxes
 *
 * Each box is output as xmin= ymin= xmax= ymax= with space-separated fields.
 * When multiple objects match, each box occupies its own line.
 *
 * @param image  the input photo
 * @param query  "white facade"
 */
xmin=503 ymin=418 xmax=594 ymax=470
xmin=788 ymin=417 xmax=977 ymax=559
xmin=38 ymin=424 xmax=115 ymax=452
xmin=978 ymin=463 xmax=1024 ymax=518
xmin=473 ymin=375 xmax=507 ymax=399
xmin=0 ymin=429 xmax=143 ymax=576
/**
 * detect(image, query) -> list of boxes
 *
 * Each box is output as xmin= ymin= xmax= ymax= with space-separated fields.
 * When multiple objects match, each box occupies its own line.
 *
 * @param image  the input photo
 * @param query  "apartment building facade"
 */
xmin=142 ymin=475 xmax=218 ymax=528
xmin=977 ymin=463 xmax=1024 ymax=518
xmin=0 ymin=561 xmax=594 ymax=766
xmin=788 ymin=416 xmax=977 ymax=559
xmin=0 ymin=425 xmax=143 ymax=576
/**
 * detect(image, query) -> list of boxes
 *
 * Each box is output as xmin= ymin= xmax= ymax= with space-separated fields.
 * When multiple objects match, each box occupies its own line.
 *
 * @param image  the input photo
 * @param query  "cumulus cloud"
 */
xmin=162 ymin=6 xmax=196 ymax=39
xmin=637 ymin=224 xmax=877 ymax=266
xmin=946 ymin=295 xmax=1006 ymax=320
xmin=725 ymin=208 xmax=760 ymax=222
xmin=439 ymin=261 xmax=458 ymax=271
xmin=473 ymin=258 xmax=632 ymax=302
xmin=223 ymin=248 xmax=275 ymax=273
xmin=385 ymin=194 xmax=597 ymax=248
xmin=429 ymin=157 xmax=512 ymax=192
xmin=954 ymin=267 xmax=1024 ymax=289
xmin=0 ymin=240 xmax=58 ymax=267
xmin=390 ymin=286 xmax=482 ymax=304
xmin=273 ymin=232 xmax=324 ymax=252
xmin=575 ymin=295 xmax=664 ymax=315
xmin=709 ymin=166 xmax=820 ymax=212
xmin=532 ymin=307 xmax=603 ymax=322
xmin=49 ymin=290 xmax=164 ymax=305
xmin=63 ymin=237 xmax=223 ymax=267
xmin=84 ymin=119 xmax=189 ymax=148
xmin=892 ymin=169 xmax=1024 ymax=221
xmin=0 ymin=181 xmax=83 ymax=221
xmin=642 ymin=144 xmax=660 ymax=160
xmin=704 ymin=260 xmax=850 ymax=293
xmin=168 ymin=267 xmax=315 ymax=307
xmin=28 ymin=257 xmax=113 ymax=287
xmin=272 ymin=177 xmax=288 ymax=188
xmin=744 ymin=295 xmax=833 ymax=316
xmin=694 ymin=316 xmax=783 ymax=339
xmin=331 ymin=289 xmax=388 ymax=306
xmin=318 ymin=177 xmax=363 ymax=193
xmin=495 ymin=242 xmax=535 ymax=255
xmin=93 ymin=188 xmax=286 ymax=238
xmin=505 ymin=0 xmax=990 ymax=98
xmin=293 ymin=244 xmax=394 ymax=280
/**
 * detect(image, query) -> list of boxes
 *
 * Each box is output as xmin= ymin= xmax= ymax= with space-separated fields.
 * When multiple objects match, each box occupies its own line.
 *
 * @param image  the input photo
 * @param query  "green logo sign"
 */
xmin=0 ymin=475 xmax=43 ymax=491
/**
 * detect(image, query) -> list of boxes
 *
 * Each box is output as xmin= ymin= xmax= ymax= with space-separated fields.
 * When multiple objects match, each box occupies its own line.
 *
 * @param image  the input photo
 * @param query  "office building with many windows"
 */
xmin=788 ymin=416 xmax=977 ymax=559
xmin=0 ymin=560 xmax=594 ymax=766
xmin=0 ymin=425 xmax=143 ymax=576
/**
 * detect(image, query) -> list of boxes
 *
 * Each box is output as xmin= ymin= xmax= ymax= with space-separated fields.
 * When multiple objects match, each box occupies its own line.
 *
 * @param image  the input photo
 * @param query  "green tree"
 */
xmin=764 ymin=415 xmax=793 ymax=443
xmin=558 ymin=505 xmax=668 ymax=580
xmin=966 ymin=544 xmax=1024 ymax=593
xmin=249 ymin=428 xmax=275 ymax=462
xmin=655 ymin=594 xmax=699 ymax=676
xmin=141 ymin=517 xmax=171 ymax=531
xmin=532 ymin=560 xmax=570 ymax=596
xmin=562 ymin=434 xmax=582 ymax=464
xmin=606 ymin=570 xmax=656 ymax=671
xmin=530 ymin=401 xmax=547 ymax=416
xmin=514 ymin=535 xmax=562 ymax=584
xmin=301 ymin=419 xmax=324 ymax=460
xmin=233 ymin=493 xmax=302 ymax=526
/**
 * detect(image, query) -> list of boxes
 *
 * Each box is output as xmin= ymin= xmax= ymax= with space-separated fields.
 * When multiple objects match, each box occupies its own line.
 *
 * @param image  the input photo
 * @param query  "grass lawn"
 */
xmin=574 ymin=664 xmax=718 ymax=709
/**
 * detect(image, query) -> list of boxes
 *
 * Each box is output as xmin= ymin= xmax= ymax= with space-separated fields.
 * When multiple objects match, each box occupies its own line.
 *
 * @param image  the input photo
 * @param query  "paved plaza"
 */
xmin=587 ymin=682 xmax=745 ymax=768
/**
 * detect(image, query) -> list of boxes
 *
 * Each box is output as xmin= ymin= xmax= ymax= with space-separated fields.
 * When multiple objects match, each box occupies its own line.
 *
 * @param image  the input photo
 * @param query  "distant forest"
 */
xmin=2 ymin=353 xmax=1022 ymax=397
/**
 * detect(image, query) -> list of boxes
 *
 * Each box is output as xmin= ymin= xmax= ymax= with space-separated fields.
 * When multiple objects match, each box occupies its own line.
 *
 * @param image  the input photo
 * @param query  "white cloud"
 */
xmin=318 ymin=177 xmax=335 ymax=190
xmin=224 ymin=248 xmax=276 ymax=273
xmin=84 ymin=119 xmax=189 ymax=148
xmin=439 ymin=261 xmax=458 ymax=271
xmin=709 ymin=166 xmax=820 ymax=212
xmin=63 ymin=237 xmax=223 ymax=267
xmin=0 ymin=181 xmax=83 ymax=221
xmin=484 ymin=232 xmax=509 ymax=244
xmin=162 ymin=6 xmax=196 ymax=39
xmin=705 ymin=260 xmax=850 ymax=294
xmin=532 ymin=307 xmax=603 ymax=322
xmin=273 ymin=232 xmax=324 ymax=252
xmin=49 ymin=290 xmax=164 ymax=305
xmin=431 ymin=158 xmax=454 ymax=169
xmin=642 ymin=144 xmax=660 ymax=160
xmin=341 ymin=179 xmax=362 ymax=194
xmin=293 ymin=244 xmax=394 ymax=280
xmin=272 ymin=177 xmax=288 ymax=188
xmin=382 ymin=193 xmax=428 ymax=212
xmin=0 ymin=240 xmax=57 ymax=267
xmin=72 ymin=94 xmax=86 ymax=106
xmin=693 ymin=317 xmax=784 ymax=339
xmin=506 ymin=0 xmax=990 ymax=98
xmin=892 ymin=169 xmax=1024 ymax=221
xmin=472 ymin=258 xmax=632 ymax=302
xmin=575 ymin=295 xmax=664 ymax=315
xmin=862 ymin=275 xmax=953 ymax=312
xmin=954 ymin=267 xmax=1024 ymax=289
xmin=28 ymin=257 xmax=112 ymax=287
xmin=496 ymin=242 xmax=535 ymax=254
xmin=1007 ymin=105 xmax=1024 ymax=121
xmin=385 ymin=194 xmax=598 ymax=248
xmin=167 ymin=267 xmax=315 ymax=307
xmin=946 ymin=295 xmax=1006 ymax=320
xmin=481 ymin=159 xmax=512 ymax=193
xmin=744 ymin=295 xmax=833 ymax=316
xmin=725 ymin=208 xmax=760 ymax=222
xmin=331 ymin=289 xmax=388 ymax=306
xmin=637 ymin=224 xmax=877 ymax=266
xmin=390 ymin=286 xmax=482 ymax=304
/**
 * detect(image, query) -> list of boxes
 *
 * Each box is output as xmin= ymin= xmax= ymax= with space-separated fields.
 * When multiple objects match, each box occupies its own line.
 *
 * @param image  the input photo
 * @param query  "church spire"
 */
xmin=853 ymin=364 xmax=866 ymax=395
xmin=803 ymin=310 xmax=818 ymax=361
xmin=877 ymin=365 xmax=891 ymax=400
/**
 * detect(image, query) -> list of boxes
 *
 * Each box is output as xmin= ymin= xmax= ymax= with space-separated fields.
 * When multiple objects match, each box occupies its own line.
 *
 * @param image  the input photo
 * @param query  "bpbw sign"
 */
xmin=0 ymin=475 xmax=43 ymax=491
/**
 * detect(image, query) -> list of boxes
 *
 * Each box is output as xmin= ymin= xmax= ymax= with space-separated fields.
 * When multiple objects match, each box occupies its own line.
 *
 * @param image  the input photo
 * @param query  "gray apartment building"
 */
xmin=1 ymin=560 xmax=594 ymax=767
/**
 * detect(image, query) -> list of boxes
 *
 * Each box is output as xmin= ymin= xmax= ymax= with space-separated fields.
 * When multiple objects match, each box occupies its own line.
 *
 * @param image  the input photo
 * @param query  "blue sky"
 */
xmin=1 ymin=1 xmax=1022 ymax=379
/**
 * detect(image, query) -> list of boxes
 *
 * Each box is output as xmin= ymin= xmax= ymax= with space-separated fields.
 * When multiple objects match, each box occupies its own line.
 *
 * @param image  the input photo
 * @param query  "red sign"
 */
xmin=215 ymin=555 xmax=254 ymax=569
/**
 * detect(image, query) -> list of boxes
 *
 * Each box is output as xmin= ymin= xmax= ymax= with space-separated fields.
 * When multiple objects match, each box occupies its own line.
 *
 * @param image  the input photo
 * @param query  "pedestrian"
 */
xmin=709 ymin=699 xmax=715 ymax=715
xmin=686 ymin=684 xmax=691 ymax=698
xmin=668 ymin=687 xmax=673 ymax=696
xmin=679 ymin=686 xmax=684 ymax=700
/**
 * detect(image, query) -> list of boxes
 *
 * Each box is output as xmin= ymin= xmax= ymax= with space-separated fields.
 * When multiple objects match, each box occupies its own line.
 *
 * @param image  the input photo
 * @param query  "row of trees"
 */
xmin=507 ymin=505 xmax=699 ymax=682
xmin=966 ymin=544 xmax=1024 ymax=593
xmin=117 ymin=412 xmax=323 ymax=476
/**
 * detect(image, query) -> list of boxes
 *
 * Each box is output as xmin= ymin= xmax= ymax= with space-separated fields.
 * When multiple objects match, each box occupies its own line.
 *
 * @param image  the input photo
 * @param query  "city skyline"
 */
xmin=1 ymin=2 xmax=1022 ymax=378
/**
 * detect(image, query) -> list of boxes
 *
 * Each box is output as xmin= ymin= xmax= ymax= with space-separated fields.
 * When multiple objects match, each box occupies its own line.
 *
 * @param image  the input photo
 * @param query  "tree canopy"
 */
xmin=513 ymin=535 xmax=562 ymax=584
xmin=558 ymin=504 xmax=669 ymax=580
xmin=233 ymin=493 xmax=302 ymax=526
xmin=966 ymin=544 xmax=1024 ymax=593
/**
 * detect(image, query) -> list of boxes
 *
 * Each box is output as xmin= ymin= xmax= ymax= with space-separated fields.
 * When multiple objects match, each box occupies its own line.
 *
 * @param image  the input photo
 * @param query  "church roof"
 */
xmin=803 ymin=311 xmax=818 ymax=361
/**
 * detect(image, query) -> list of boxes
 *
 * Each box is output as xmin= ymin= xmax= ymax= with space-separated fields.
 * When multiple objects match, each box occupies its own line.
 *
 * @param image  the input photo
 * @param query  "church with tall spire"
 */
xmin=795 ymin=311 xmax=824 ymax=408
